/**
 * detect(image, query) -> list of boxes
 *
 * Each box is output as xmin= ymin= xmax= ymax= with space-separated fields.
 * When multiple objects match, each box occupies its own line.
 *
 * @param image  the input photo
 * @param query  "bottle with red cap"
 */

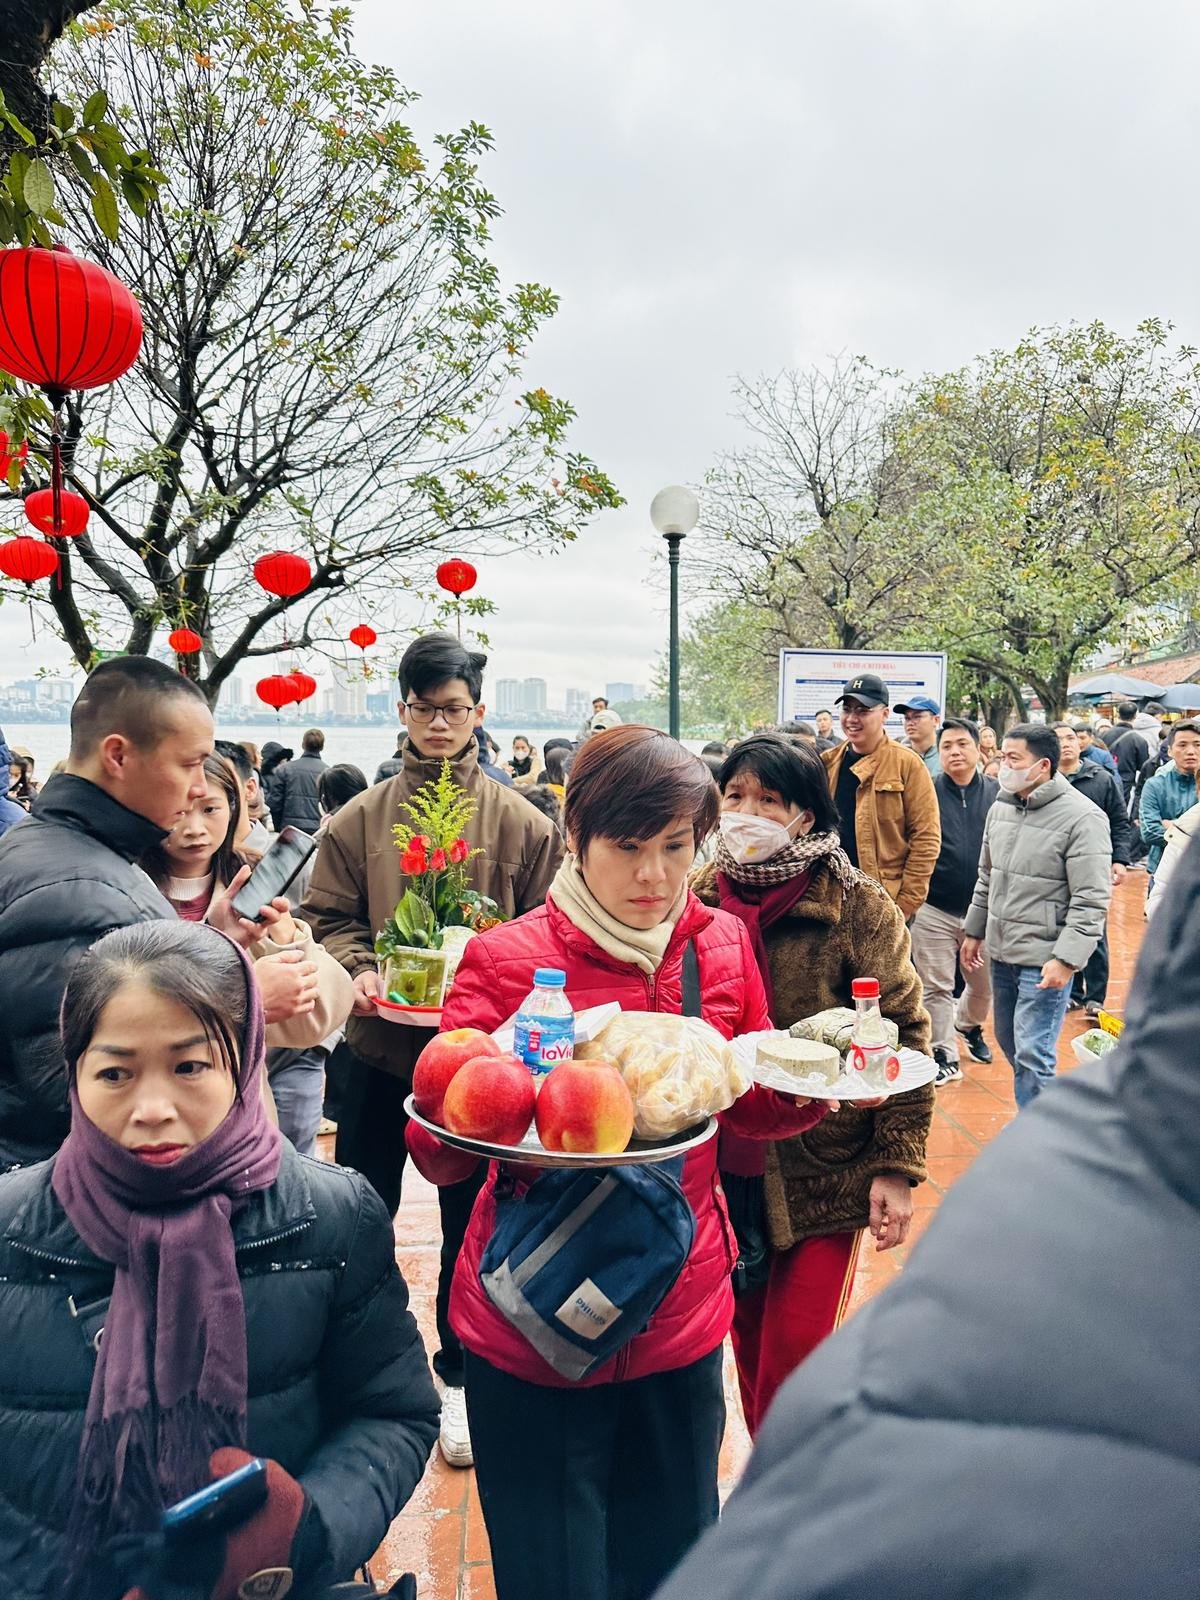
xmin=849 ymin=977 xmax=901 ymax=1090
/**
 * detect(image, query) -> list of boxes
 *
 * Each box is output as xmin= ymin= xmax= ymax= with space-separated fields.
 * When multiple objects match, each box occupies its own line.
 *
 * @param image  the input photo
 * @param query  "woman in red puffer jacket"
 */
xmin=407 ymin=726 xmax=827 ymax=1600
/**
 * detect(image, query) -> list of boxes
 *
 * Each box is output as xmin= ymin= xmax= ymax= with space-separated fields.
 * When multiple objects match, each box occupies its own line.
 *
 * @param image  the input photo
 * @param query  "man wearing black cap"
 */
xmin=822 ymin=673 xmax=941 ymax=921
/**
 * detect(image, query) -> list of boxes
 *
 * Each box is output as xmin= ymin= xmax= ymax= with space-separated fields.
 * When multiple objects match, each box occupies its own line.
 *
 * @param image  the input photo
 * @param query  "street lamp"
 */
xmin=650 ymin=485 xmax=700 ymax=740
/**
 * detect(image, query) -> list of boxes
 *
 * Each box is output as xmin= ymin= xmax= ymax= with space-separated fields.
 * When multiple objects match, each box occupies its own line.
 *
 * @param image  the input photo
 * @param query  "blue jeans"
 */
xmin=990 ymin=961 xmax=1074 ymax=1109
xmin=267 ymin=1045 xmax=328 ymax=1155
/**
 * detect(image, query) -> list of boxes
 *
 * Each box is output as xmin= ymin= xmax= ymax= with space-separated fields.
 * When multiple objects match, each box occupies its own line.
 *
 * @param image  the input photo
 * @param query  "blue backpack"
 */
xmin=478 ymin=943 xmax=703 ymax=1381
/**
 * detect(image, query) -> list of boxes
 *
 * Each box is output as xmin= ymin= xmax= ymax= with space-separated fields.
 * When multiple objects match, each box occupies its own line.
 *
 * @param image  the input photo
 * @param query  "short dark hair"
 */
xmin=1005 ymin=722 xmax=1059 ymax=775
xmin=592 ymin=697 xmax=608 ymax=708
xmin=1169 ymin=720 xmax=1200 ymax=744
xmin=69 ymin=657 xmax=208 ymax=760
xmin=1069 ymin=721 xmax=1091 ymax=737
xmin=565 ymin=725 xmax=719 ymax=856
xmin=398 ymin=632 xmax=486 ymax=704
xmin=701 ymin=741 xmax=728 ymax=757
xmin=523 ymin=784 xmax=562 ymax=831
xmin=1117 ymin=702 xmax=1137 ymax=721
xmin=214 ymin=738 xmax=254 ymax=783
xmin=302 ymin=728 xmax=324 ymax=754
xmin=318 ymin=762 xmax=367 ymax=813
xmin=815 ymin=708 xmax=832 ymax=718
xmin=545 ymin=745 xmax=574 ymax=786
xmin=1145 ymin=703 xmax=1166 ymax=717
xmin=62 ymin=920 xmax=248 ymax=1096
xmin=938 ymin=716 xmax=979 ymax=745
xmin=717 ymin=735 xmax=839 ymax=835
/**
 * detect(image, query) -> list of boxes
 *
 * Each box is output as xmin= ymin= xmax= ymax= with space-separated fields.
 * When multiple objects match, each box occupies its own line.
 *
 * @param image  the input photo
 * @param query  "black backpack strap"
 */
xmin=681 ymin=939 xmax=701 ymax=1018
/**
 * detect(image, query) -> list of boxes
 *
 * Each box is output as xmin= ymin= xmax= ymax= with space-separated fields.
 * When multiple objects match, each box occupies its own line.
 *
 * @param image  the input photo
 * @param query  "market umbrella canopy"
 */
xmin=1068 ymin=672 xmax=1166 ymax=701
xmin=1152 ymin=683 xmax=1200 ymax=711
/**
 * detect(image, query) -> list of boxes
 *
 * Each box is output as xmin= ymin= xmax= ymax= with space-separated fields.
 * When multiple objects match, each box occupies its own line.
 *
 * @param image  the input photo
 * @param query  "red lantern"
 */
xmin=24 ymin=487 xmax=90 ymax=538
xmin=253 ymin=551 xmax=311 ymax=598
xmin=168 ymin=627 xmax=203 ymax=654
xmin=0 ymin=536 xmax=59 ymax=584
xmin=0 ymin=246 xmax=142 ymax=405
xmin=287 ymin=671 xmax=318 ymax=703
xmin=348 ymin=624 xmax=377 ymax=651
xmin=436 ymin=559 xmax=477 ymax=597
xmin=256 ymin=673 xmax=298 ymax=710
xmin=0 ymin=431 xmax=28 ymax=478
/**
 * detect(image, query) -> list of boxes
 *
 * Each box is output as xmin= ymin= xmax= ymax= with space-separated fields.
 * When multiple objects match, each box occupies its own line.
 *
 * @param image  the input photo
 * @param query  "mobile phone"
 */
xmin=161 ymin=1457 xmax=269 ymax=1544
xmin=231 ymin=826 xmax=317 ymax=921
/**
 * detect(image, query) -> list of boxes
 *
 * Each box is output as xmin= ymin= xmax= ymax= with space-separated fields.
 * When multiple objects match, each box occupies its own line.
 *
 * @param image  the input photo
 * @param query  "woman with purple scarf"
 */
xmin=0 ymin=920 xmax=439 ymax=1600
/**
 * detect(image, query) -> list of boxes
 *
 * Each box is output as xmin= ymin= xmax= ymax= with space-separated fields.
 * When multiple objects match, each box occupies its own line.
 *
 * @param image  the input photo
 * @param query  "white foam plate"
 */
xmin=404 ymin=1096 xmax=717 ymax=1168
xmin=734 ymin=1031 xmax=938 ymax=1102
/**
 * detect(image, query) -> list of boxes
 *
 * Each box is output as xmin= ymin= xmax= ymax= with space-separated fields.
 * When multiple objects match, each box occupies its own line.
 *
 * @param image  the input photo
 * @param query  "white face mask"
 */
xmin=719 ymin=810 xmax=801 ymax=865
xmin=997 ymin=761 xmax=1042 ymax=795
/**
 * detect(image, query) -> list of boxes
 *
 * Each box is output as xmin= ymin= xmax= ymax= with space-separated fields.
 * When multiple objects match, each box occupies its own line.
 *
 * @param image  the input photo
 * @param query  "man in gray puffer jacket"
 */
xmin=653 ymin=832 xmax=1199 ymax=1600
xmin=960 ymin=722 xmax=1111 ymax=1108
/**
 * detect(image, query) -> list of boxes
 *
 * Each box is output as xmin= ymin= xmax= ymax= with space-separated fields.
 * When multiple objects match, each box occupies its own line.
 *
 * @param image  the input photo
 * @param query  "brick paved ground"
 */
xmin=328 ymin=875 xmax=1146 ymax=1599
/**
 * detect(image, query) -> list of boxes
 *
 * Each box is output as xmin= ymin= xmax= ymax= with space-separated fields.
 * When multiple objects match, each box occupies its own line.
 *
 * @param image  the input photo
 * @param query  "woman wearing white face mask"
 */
xmin=691 ymin=734 xmax=933 ymax=1434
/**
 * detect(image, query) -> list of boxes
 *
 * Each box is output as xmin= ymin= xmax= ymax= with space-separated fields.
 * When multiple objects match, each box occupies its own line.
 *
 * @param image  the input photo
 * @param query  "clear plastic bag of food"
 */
xmin=575 ymin=1011 xmax=750 ymax=1139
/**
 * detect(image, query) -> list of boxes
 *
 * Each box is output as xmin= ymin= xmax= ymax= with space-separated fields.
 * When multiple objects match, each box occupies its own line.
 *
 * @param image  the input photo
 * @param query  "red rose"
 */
xmin=410 ymin=835 xmax=431 ymax=852
xmin=400 ymin=849 xmax=428 ymax=876
xmin=429 ymin=847 xmax=448 ymax=871
xmin=448 ymin=838 xmax=469 ymax=865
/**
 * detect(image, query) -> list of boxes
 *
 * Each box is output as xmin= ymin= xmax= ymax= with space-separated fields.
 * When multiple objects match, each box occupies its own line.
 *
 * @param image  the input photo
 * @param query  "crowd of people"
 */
xmin=0 ymin=648 xmax=1193 ymax=1600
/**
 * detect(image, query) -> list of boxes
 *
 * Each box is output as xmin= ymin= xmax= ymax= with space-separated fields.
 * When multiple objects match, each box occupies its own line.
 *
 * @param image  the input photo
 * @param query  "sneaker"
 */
xmin=1084 ymin=1001 xmax=1103 ymax=1019
xmin=954 ymin=1024 xmax=992 ymax=1064
xmin=933 ymin=1048 xmax=963 ymax=1086
xmin=438 ymin=1385 xmax=473 ymax=1468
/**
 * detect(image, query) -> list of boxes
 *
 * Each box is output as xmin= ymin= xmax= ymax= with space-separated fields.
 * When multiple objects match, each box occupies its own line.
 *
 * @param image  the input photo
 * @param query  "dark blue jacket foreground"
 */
xmin=655 ymin=843 xmax=1200 ymax=1598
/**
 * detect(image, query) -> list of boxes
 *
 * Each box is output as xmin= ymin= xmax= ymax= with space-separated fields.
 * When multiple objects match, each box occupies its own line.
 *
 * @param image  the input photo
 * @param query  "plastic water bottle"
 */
xmin=513 ymin=968 xmax=576 ymax=1079
xmin=848 ymin=978 xmax=901 ymax=1091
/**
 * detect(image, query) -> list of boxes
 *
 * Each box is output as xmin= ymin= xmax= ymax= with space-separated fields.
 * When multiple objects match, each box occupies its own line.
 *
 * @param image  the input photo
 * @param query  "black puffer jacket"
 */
xmin=0 ymin=1144 xmax=439 ymax=1598
xmin=925 ymin=769 xmax=998 ymax=916
xmin=654 ymin=838 xmax=1200 ymax=1600
xmin=0 ymin=775 xmax=172 ymax=1168
xmin=274 ymin=751 xmax=328 ymax=834
xmin=1065 ymin=757 xmax=1133 ymax=865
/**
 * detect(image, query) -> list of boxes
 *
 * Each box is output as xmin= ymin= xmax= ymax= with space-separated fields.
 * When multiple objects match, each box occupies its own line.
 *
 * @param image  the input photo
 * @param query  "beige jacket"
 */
xmin=301 ymin=738 xmax=563 ymax=1078
xmin=822 ymin=735 xmax=941 ymax=919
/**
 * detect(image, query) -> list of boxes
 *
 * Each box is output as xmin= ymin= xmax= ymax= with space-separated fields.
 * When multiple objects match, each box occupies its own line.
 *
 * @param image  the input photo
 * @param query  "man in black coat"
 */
xmin=1059 ymin=722 xmax=1132 ymax=1013
xmin=274 ymin=727 xmax=329 ymax=833
xmin=0 ymin=659 xmax=269 ymax=1169
xmin=653 ymin=823 xmax=1200 ymax=1600
xmin=909 ymin=717 xmax=998 ymax=1084
xmin=1100 ymin=700 xmax=1150 ymax=803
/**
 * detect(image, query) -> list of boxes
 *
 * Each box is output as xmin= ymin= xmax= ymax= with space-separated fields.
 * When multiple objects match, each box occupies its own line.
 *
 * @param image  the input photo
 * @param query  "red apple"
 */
xmin=413 ymin=1028 xmax=503 ymax=1123
xmin=442 ymin=1055 xmax=537 ymax=1146
xmin=535 ymin=1058 xmax=635 ymax=1155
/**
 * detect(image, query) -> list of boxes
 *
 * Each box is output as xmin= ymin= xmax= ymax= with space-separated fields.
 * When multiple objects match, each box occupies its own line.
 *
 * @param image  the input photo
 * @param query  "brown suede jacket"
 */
xmin=692 ymin=859 xmax=933 ymax=1249
xmin=822 ymin=734 xmax=941 ymax=920
xmin=301 ymin=739 xmax=563 ymax=1080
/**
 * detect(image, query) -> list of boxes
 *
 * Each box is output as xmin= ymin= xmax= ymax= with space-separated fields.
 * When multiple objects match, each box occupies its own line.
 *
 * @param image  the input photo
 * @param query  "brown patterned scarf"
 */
xmin=715 ymin=825 xmax=878 ymax=893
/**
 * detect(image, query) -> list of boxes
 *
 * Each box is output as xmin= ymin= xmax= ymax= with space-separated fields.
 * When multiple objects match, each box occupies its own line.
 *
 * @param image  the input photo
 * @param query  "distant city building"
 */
xmin=223 ymin=677 xmax=243 ymax=708
xmin=521 ymin=678 xmax=547 ymax=715
xmin=322 ymin=677 xmax=367 ymax=719
xmin=366 ymin=690 xmax=393 ymax=716
xmin=605 ymin=682 xmax=644 ymax=705
xmin=565 ymin=687 xmax=590 ymax=721
xmin=496 ymin=678 xmax=522 ymax=715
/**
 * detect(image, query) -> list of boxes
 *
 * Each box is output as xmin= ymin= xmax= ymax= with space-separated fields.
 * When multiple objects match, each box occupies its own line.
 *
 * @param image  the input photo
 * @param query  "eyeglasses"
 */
xmin=404 ymin=701 xmax=474 ymax=727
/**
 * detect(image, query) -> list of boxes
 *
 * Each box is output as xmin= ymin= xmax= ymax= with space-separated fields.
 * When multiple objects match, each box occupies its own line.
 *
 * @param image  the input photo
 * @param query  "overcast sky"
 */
xmin=4 ymin=0 xmax=1199 ymax=703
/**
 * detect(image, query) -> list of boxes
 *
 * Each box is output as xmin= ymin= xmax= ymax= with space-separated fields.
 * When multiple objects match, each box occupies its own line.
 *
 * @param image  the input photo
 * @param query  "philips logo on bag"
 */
xmin=555 ymin=1278 xmax=623 ymax=1340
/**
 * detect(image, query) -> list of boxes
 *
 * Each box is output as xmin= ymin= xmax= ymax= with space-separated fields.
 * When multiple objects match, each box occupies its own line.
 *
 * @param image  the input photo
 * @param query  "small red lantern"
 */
xmin=24 ymin=487 xmax=90 ymax=538
xmin=253 ymin=551 xmax=311 ymax=598
xmin=288 ymin=671 xmax=318 ymax=703
xmin=348 ymin=624 xmax=377 ymax=651
xmin=436 ymin=559 xmax=477 ymax=597
xmin=0 ymin=536 xmax=59 ymax=584
xmin=0 ymin=246 xmax=143 ymax=405
xmin=256 ymin=673 xmax=298 ymax=710
xmin=168 ymin=627 xmax=203 ymax=654
xmin=0 ymin=431 xmax=28 ymax=479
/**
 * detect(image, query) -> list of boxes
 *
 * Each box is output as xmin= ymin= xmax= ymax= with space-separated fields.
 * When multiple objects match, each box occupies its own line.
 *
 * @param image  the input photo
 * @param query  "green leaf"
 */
xmin=51 ymin=102 xmax=75 ymax=134
xmin=83 ymin=90 xmax=110 ymax=126
xmin=22 ymin=159 xmax=55 ymax=218
xmin=90 ymin=173 xmax=120 ymax=241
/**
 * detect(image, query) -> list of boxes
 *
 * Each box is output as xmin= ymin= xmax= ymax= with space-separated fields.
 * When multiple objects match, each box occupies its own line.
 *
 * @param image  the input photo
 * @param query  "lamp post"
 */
xmin=650 ymin=485 xmax=700 ymax=739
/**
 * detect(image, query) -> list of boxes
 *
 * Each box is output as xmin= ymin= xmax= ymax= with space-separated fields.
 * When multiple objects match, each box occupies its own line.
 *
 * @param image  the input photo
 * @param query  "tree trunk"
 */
xmin=0 ymin=1 xmax=101 ymax=147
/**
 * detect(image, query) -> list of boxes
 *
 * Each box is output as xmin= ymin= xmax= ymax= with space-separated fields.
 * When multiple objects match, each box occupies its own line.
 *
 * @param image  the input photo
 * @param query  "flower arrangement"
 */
xmin=374 ymin=760 xmax=505 ymax=1004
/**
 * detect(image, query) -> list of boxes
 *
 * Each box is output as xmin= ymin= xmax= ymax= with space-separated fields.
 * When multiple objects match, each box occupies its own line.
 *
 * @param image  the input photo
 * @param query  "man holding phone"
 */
xmin=0 ymin=659 xmax=296 ymax=1171
xmin=303 ymin=632 xmax=563 ymax=1468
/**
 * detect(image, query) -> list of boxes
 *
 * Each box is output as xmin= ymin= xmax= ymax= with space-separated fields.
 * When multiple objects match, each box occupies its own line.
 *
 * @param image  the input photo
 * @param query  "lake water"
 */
xmin=4 ymin=721 xmax=708 ymax=780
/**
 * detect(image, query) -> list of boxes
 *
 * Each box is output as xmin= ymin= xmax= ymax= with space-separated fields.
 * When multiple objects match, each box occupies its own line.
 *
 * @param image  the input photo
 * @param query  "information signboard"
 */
xmin=778 ymin=648 xmax=948 ymax=738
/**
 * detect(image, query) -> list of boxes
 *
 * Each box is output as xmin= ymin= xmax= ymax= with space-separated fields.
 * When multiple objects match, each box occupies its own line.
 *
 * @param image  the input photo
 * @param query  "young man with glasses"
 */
xmin=302 ymin=632 xmax=563 ymax=1467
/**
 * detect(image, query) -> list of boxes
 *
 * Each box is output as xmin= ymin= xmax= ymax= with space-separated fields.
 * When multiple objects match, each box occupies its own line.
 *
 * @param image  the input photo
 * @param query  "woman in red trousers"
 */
xmin=407 ymin=725 xmax=827 ymax=1600
xmin=691 ymin=734 xmax=933 ymax=1436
